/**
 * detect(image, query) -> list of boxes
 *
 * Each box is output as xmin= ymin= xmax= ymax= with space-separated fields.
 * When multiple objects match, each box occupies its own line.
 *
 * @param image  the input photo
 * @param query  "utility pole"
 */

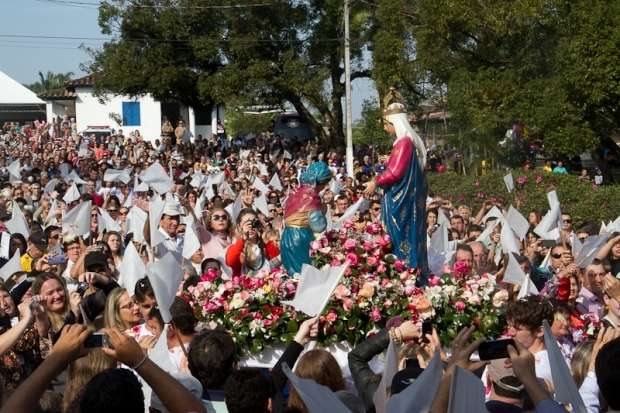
xmin=344 ymin=0 xmax=354 ymax=178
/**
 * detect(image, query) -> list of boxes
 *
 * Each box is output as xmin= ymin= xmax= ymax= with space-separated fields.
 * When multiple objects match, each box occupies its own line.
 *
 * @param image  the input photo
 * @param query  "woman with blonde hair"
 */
xmin=32 ymin=272 xmax=75 ymax=336
xmin=103 ymin=287 xmax=142 ymax=332
xmin=63 ymin=349 xmax=115 ymax=412
xmin=571 ymin=339 xmax=594 ymax=389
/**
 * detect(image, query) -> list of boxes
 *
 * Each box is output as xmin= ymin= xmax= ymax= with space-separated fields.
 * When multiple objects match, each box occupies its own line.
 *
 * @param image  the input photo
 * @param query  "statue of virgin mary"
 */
xmin=364 ymin=88 xmax=429 ymax=284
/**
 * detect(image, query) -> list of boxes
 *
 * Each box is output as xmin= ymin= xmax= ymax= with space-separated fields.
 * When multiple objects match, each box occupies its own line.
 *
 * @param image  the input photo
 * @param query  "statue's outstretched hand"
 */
xmin=363 ymin=180 xmax=376 ymax=197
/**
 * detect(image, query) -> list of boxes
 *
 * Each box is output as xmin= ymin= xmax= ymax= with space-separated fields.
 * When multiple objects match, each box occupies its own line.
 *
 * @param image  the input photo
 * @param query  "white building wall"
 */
xmin=46 ymin=101 xmax=72 ymax=120
xmin=74 ymin=87 xmax=162 ymax=141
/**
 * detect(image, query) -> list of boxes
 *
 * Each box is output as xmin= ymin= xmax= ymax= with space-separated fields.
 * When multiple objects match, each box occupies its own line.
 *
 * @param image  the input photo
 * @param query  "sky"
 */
xmin=0 ymin=0 xmax=376 ymax=121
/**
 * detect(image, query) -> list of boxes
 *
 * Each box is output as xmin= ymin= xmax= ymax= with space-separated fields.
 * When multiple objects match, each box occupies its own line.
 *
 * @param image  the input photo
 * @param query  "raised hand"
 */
xmin=294 ymin=316 xmax=319 ymax=345
xmin=52 ymin=324 xmax=93 ymax=364
xmin=447 ymin=325 xmax=486 ymax=372
xmin=102 ymin=328 xmax=145 ymax=368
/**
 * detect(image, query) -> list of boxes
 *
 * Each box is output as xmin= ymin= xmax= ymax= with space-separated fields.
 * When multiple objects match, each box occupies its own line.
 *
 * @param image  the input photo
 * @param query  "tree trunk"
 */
xmin=286 ymin=94 xmax=325 ymax=140
xmin=327 ymin=54 xmax=345 ymax=149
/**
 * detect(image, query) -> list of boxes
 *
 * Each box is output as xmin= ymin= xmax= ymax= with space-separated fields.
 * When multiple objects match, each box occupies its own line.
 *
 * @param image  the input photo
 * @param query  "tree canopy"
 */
xmin=27 ymin=71 xmax=74 ymax=94
xmin=88 ymin=0 xmax=373 ymax=147
xmin=87 ymin=0 xmax=620 ymax=157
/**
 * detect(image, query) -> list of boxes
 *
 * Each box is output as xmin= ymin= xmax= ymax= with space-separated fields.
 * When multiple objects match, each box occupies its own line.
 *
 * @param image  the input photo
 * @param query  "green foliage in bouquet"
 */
xmin=188 ymin=221 xmax=508 ymax=355
xmin=424 ymin=271 xmax=508 ymax=346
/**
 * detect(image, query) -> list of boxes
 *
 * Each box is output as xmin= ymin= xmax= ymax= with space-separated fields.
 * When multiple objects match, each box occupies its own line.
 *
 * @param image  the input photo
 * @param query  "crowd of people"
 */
xmin=0 ymin=119 xmax=619 ymax=413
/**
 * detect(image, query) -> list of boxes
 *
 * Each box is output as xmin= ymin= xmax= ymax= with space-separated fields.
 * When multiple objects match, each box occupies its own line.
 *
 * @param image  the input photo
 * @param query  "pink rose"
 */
xmin=365 ymin=222 xmax=382 ymax=235
xmin=366 ymin=256 xmax=378 ymax=266
xmin=383 ymin=299 xmax=393 ymax=308
xmin=343 ymin=239 xmax=357 ymax=251
xmin=453 ymin=260 xmax=471 ymax=278
xmin=454 ymin=300 xmax=466 ymax=312
xmin=326 ymin=311 xmax=337 ymax=323
xmin=346 ymin=252 xmax=359 ymax=266
xmin=334 ymin=284 xmax=351 ymax=300
xmin=263 ymin=318 xmax=273 ymax=327
xmin=330 ymin=258 xmax=342 ymax=266
xmin=429 ymin=276 xmax=440 ymax=287
xmin=343 ymin=298 xmax=354 ymax=311
xmin=377 ymin=235 xmax=390 ymax=248
xmin=363 ymin=241 xmax=374 ymax=251
xmin=205 ymin=301 xmax=219 ymax=312
xmin=377 ymin=263 xmax=387 ymax=273
xmin=394 ymin=260 xmax=406 ymax=272
xmin=404 ymin=285 xmax=415 ymax=296
xmin=310 ymin=240 xmax=321 ymax=251
xmin=535 ymin=175 xmax=543 ymax=184
xmin=371 ymin=307 xmax=382 ymax=322
xmin=343 ymin=220 xmax=355 ymax=229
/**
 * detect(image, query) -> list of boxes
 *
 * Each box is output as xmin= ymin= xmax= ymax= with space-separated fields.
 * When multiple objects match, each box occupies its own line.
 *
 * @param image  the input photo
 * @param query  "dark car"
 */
xmin=273 ymin=113 xmax=315 ymax=145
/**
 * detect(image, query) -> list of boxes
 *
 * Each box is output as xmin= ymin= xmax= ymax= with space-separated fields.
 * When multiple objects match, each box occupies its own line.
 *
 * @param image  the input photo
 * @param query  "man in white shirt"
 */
xmin=156 ymin=200 xmax=183 ymax=258
xmin=505 ymin=295 xmax=555 ymax=387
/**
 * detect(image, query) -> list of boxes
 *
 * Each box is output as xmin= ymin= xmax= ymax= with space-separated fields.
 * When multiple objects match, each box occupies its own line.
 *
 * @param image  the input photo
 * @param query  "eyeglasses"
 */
xmin=212 ymin=214 xmax=228 ymax=221
xmin=119 ymin=301 xmax=138 ymax=311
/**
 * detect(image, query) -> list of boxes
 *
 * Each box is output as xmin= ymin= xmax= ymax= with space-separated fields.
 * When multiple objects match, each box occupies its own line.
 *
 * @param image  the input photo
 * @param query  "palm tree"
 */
xmin=26 ymin=71 xmax=74 ymax=94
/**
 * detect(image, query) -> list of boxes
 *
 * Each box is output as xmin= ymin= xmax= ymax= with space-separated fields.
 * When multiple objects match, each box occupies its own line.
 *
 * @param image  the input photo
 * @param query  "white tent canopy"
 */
xmin=0 ymin=70 xmax=45 ymax=105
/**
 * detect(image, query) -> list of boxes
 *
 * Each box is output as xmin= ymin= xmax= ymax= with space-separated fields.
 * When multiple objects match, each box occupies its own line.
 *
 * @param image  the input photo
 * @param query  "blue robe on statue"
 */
xmin=378 ymin=138 xmax=429 ymax=284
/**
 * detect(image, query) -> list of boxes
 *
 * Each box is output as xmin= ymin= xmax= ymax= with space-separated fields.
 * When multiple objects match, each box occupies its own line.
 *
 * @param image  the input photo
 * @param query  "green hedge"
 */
xmin=427 ymin=170 xmax=620 ymax=224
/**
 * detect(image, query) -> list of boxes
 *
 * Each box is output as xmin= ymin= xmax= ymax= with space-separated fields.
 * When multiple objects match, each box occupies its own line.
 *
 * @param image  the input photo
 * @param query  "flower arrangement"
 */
xmin=423 ymin=266 xmax=507 ymax=345
xmin=309 ymin=221 xmax=425 ymax=346
xmin=186 ymin=267 xmax=300 ymax=354
xmin=186 ymin=221 xmax=509 ymax=354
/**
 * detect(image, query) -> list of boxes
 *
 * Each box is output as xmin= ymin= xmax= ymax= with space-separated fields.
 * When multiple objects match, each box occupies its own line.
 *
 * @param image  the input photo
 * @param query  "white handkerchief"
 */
xmin=503 ymin=173 xmax=514 ymax=192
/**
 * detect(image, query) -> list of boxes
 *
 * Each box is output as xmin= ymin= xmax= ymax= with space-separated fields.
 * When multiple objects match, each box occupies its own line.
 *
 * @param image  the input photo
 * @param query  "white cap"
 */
xmin=162 ymin=195 xmax=181 ymax=217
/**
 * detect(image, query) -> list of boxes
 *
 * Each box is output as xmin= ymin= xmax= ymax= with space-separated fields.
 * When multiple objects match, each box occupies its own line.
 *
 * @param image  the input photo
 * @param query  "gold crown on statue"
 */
xmin=382 ymin=87 xmax=407 ymax=116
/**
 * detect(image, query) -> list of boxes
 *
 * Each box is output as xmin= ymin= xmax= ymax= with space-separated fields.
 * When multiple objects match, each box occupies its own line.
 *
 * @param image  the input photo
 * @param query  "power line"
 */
xmin=35 ymin=0 xmax=276 ymax=9
xmin=0 ymin=33 xmax=345 ymax=44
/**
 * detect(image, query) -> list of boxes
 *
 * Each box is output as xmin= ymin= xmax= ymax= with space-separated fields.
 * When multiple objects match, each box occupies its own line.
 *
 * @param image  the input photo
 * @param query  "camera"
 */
xmin=250 ymin=218 xmax=262 ymax=229
xmin=76 ymin=282 xmax=89 ymax=296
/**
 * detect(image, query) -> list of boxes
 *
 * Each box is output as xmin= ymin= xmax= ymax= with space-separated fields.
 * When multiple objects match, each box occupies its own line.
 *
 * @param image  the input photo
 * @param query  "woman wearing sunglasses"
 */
xmin=192 ymin=206 xmax=233 ymax=279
